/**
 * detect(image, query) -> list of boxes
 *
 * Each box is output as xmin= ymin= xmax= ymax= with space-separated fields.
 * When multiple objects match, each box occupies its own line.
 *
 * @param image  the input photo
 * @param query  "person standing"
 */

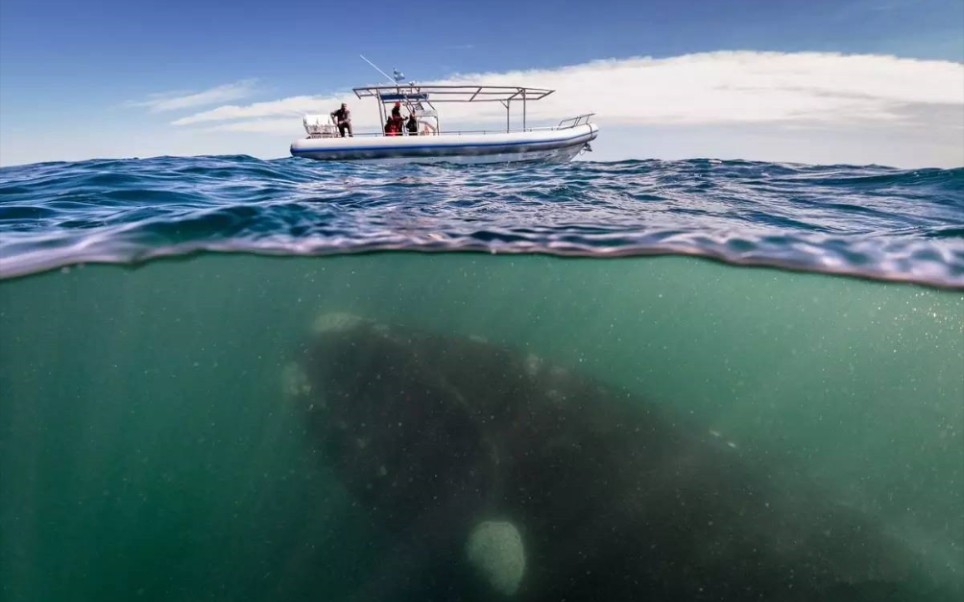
xmin=389 ymin=102 xmax=405 ymax=133
xmin=330 ymin=103 xmax=353 ymax=137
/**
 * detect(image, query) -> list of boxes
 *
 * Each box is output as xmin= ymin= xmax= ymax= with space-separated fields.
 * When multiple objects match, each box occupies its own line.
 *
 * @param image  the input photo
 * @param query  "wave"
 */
xmin=1 ymin=156 xmax=962 ymax=288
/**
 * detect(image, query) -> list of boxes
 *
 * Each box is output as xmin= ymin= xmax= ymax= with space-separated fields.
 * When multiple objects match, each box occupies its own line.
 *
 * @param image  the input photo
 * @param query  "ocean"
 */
xmin=1 ymin=156 xmax=962 ymax=601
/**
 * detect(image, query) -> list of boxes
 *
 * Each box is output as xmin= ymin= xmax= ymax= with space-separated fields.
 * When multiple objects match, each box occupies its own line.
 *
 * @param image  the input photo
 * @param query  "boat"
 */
xmin=291 ymin=81 xmax=598 ymax=165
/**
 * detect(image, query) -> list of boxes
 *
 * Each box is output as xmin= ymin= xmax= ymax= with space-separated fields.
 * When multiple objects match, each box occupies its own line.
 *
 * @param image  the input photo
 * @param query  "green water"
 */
xmin=1 ymin=253 xmax=962 ymax=601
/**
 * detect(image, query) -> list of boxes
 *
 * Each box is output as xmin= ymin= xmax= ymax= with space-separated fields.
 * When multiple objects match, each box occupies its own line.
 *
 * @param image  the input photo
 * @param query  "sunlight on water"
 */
xmin=1 ymin=253 xmax=961 ymax=601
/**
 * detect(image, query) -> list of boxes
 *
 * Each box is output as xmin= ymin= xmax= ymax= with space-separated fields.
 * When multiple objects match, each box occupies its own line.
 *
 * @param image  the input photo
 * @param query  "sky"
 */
xmin=0 ymin=0 xmax=962 ymax=167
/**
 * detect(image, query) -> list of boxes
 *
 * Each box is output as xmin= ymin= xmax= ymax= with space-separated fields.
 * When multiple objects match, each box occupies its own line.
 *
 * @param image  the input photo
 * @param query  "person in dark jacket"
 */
xmin=330 ymin=103 xmax=352 ymax=137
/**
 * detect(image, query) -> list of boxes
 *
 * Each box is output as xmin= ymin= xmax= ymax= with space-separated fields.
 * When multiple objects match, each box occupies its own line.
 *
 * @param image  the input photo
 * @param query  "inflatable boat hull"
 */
xmin=290 ymin=124 xmax=598 ymax=164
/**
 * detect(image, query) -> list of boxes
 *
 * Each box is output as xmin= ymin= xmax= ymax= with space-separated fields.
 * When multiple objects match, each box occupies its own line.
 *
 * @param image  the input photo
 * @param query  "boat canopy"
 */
xmin=353 ymin=85 xmax=555 ymax=103
xmin=353 ymin=85 xmax=555 ymax=132
xmin=375 ymin=93 xmax=430 ymax=103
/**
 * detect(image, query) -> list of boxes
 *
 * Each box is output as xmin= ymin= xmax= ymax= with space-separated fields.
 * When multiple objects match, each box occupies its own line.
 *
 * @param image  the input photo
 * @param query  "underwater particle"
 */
xmin=524 ymin=353 xmax=542 ymax=376
xmin=466 ymin=520 xmax=525 ymax=597
xmin=282 ymin=362 xmax=312 ymax=398
xmin=312 ymin=312 xmax=365 ymax=334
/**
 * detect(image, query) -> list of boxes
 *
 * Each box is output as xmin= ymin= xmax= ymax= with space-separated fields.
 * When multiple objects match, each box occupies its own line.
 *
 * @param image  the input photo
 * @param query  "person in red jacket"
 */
xmin=389 ymin=102 xmax=405 ymax=134
xmin=385 ymin=118 xmax=400 ymax=136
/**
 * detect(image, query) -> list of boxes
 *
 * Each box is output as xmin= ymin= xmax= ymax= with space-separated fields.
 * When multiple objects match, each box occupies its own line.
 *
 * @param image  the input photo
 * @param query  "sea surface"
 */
xmin=0 ymin=156 xmax=962 ymax=601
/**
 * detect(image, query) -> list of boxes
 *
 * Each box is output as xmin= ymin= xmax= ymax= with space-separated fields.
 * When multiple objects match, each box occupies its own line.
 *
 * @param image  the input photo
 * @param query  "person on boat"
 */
xmin=385 ymin=118 xmax=400 ymax=136
xmin=330 ymin=103 xmax=352 ymax=137
xmin=389 ymin=102 xmax=405 ymax=133
xmin=406 ymin=113 xmax=418 ymax=136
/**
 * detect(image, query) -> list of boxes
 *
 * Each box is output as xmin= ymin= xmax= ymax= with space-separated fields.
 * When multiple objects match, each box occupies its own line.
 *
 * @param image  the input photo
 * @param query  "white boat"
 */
xmin=290 ymin=83 xmax=598 ymax=165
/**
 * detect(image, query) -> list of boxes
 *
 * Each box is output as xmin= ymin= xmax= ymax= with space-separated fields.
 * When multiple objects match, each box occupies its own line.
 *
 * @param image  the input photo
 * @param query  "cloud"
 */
xmin=433 ymin=51 xmax=963 ymax=127
xmin=170 ymin=94 xmax=338 ymax=125
xmin=168 ymin=51 xmax=963 ymax=136
xmin=129 ymin=79 xmax=259 ymax=112
xmin=204 ymin=118 xmax=302 ymax=134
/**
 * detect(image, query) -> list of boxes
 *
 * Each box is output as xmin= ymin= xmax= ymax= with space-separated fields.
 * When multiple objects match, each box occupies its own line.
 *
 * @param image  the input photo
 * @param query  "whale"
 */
xmin=283 ymin=312 xmax=935 ymax=601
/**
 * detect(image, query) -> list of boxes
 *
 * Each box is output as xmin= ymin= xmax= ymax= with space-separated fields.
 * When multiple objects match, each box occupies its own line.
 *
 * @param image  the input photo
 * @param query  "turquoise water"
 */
xmin=1 ymin=156 xmax=963 ymax=600
xmin=1 ymin=253 xmax=961 ymax=600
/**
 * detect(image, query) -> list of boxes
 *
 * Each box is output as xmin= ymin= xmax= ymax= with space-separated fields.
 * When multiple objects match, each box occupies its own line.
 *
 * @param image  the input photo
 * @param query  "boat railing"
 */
xmin=308 ymin=122 xmax=588 ymax=138
xmin=307 ymin=119 xmax=595 ymax=139
xmin=324 ymin=130 xmax=511 ymax=138
xmin=557 ymin=113 xmax=595 ymax=129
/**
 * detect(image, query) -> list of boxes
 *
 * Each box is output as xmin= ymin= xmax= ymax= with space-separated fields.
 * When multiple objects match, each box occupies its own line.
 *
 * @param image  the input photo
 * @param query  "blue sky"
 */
xmin=1 ymin=0 xmax=962 ymax=167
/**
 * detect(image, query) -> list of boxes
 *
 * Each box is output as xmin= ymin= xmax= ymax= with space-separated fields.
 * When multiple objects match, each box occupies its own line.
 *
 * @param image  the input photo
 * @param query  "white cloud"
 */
xmin=129 ymin=79 xmax=259 ymax=112
xmin=169 ymin=51 xmax=963 ymax=134
xmin=170 ymin=94 xmax=337 ymax=125
xmin=204 ymin=118 xmax=303 ymax=134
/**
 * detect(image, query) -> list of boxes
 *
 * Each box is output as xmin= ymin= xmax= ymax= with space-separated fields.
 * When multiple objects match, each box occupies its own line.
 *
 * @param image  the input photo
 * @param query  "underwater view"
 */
xmin=1 ymin=158 xmax=962 ymax=601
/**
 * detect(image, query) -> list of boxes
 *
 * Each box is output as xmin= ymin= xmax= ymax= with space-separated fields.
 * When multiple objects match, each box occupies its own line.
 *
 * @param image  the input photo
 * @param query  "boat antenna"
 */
xmin=359 ymin=55 xmax=397 ymax=85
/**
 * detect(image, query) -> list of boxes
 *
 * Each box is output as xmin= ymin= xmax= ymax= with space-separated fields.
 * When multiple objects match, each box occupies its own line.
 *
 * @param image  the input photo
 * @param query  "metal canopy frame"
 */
xmin=352 ymin=85 xmax=555 ymax=133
